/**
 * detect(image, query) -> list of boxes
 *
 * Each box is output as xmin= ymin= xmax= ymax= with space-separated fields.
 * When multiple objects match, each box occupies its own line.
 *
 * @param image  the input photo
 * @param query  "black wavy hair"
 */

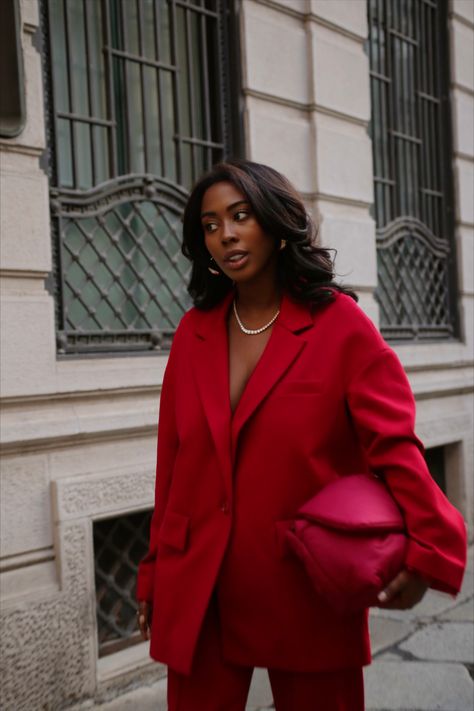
xmin=181 ymin=158 xmax=357 ymax=309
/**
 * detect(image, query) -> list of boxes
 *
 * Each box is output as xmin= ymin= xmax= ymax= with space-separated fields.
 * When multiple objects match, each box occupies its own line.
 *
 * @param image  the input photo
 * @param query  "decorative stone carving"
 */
xmin=53 ymin=467 xmax=155 ymax=521
xmin=0 ymin=524 xmax=95 ymax=710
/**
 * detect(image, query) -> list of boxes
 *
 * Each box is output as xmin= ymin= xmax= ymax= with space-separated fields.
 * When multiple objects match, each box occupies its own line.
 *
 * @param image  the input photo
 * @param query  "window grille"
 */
xmin=368 ymin=0 xmax=458 ymax=340
xmin=41 ymin=0 xmax=242 ymax=354
xmin=93 ymin=509 xmax=152 ymax=657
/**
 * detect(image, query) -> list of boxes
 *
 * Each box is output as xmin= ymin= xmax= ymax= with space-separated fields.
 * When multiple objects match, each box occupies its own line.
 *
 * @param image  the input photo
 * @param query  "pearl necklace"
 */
xmin=233 ymin=299 xmax=280 ymax=335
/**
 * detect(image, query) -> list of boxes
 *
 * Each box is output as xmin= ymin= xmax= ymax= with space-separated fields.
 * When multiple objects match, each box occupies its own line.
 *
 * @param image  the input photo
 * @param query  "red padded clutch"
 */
xmin=285 ymin=474 xmax=408 ymax=615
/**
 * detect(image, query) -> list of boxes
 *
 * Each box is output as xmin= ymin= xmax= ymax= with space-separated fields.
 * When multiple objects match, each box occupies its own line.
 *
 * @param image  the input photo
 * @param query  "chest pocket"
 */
xmin=275 ymin=379 xmax=323 ymax=396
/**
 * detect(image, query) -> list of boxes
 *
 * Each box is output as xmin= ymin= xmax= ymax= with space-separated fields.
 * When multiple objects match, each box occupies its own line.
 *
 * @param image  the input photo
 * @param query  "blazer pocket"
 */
xmin=158 ymin=509 xmax=190 ymax=552
xmin=276 ymin=380 xmax=323 ymax=396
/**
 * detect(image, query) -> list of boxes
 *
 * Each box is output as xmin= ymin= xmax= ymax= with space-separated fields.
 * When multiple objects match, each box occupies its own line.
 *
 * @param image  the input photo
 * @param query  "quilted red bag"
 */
xmin=285 ymin=474 xmax=408 ymax=615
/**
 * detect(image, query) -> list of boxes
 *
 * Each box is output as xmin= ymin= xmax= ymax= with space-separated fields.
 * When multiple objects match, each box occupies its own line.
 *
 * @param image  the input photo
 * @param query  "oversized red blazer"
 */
xmin=137 ymin=288 xmax=466 ymax=675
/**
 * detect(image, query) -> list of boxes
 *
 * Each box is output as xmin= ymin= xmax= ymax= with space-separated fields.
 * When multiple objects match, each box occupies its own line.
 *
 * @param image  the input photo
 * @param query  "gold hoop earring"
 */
xmin=279 ymin=239 xmax=287 ymax=251
xmin=208 ymin=257 xmax=220 ymax=275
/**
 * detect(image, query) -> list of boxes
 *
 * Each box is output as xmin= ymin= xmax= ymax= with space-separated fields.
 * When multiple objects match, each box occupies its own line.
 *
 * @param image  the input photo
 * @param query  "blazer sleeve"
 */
xmin=136 ymin=316 xmax=186 ymax=602
xmin=346 ymin=346 xmax=467 ymax=595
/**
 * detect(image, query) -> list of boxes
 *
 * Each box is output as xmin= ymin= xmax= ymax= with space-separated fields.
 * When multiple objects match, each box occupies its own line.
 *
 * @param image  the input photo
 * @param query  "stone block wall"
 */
xmin=0 ymin=1 xmax=472 ymax=709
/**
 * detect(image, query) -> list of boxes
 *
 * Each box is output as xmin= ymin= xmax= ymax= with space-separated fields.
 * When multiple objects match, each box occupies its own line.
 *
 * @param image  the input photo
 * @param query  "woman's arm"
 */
xmin=136 ymin=316 xmax=188 ymax=608
xmin=346 ymin=346 xmax=467 ymax=600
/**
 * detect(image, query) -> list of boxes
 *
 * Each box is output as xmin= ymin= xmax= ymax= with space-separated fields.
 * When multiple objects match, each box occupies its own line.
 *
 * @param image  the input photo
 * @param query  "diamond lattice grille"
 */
xmin=378 ymin=235 xmax=450 ymax=330
xmin=52 ymin=176 xmax=192 ymax=353
xmin=94 ymin=509 xmax=152 ymax=657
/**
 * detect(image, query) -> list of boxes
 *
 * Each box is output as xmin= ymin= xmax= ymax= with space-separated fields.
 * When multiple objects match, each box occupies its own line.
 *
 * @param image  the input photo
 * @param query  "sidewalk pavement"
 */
xmin=97 ymin=546 xmax=473 ymax=711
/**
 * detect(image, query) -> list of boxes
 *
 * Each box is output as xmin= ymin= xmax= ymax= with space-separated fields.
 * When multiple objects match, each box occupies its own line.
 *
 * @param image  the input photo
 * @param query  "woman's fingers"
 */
xmin=137 ymin=601 xmax=152 ymax=640
xmin=377 ymin=570 xmax=428 ymax=610
xmin=377 ymin=570 xmax=409 ymax=604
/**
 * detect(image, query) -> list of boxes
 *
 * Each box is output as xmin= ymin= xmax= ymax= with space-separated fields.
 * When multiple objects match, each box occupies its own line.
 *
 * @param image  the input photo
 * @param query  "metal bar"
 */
xmin=103 ymin=46 xmax=176 ymax=71
xmin=174 ymin=0 xmax=218 ymax=18
xmin=56 ymin=111 xmax=114 ymax=128
xmin=179 ymin=135 xmax=223 ymax=148
xmin=370 ymin=69 xmax=392 ymax=84
xmin=120 ymin=0 xmax=132 ymax=173
xmin=388 ymin=28 xmax=418 ymax=46
xmin=170 ymin=0 xmax=183 ymax=183
xmin=102 ymin=0 xmax=118 ymax=177
xmin=153 ymin=0 xmax=166 ymax=173
xmin=389 ymin=129 xmax=422 ymax=144
xmin=185 ymin=8 xmax=197 ymax=178
xmin=200 ymin=9 xmax=212 ymax=168
xmin=63 ymin=0 xmax=77 ymax=187
xmin=137 ymin=0 xmax=148 ymax=174
xmin=83 ymin=0 xmax=96 ymax=185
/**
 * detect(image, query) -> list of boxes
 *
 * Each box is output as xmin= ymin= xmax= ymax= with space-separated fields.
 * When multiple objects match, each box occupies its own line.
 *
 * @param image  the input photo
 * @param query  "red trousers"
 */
xmin=167 ymin=596 xmax=364 ymax=711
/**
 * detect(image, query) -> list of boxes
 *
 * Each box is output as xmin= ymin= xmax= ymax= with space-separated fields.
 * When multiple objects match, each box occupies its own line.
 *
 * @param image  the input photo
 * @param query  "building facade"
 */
xmin=1 ymin=0 xmax=473 ymax=708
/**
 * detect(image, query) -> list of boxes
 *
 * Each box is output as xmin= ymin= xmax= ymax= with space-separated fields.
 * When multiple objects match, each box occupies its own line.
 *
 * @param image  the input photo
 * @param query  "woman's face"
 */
xmin=200 ymin=181 xmax=279 ymax=285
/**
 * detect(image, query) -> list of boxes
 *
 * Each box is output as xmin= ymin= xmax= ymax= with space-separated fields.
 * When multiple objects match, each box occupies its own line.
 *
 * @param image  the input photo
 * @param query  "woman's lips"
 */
xmin=222 ymin=252 xmax=249 ymax=270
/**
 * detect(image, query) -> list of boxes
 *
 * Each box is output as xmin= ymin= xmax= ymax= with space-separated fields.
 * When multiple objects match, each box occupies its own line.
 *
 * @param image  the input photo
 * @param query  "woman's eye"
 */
xmin=203 ymin=223 xmax=217 ymax=233
xmin=234 ymin=210 xmax=249 ymax=221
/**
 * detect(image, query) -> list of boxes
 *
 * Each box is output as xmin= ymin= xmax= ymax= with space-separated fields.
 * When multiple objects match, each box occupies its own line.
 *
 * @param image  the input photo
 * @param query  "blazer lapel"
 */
xmin=191 ymin=289 xmax=314 ymax=490
xmin=192 ymin=290 xmax=234 ymax=497
xmin=231 ymin=293 xmax=314 ymax=453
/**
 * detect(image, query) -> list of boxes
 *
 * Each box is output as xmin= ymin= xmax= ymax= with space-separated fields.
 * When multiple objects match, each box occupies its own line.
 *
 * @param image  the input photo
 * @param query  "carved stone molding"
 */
xmin=52 ymin=466 xmax=155 ymax=522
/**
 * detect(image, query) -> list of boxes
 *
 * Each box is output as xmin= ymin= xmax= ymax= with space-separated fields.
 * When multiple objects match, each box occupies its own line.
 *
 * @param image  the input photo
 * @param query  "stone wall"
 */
xmin=0 ymin=1 xmax=473 ymax=709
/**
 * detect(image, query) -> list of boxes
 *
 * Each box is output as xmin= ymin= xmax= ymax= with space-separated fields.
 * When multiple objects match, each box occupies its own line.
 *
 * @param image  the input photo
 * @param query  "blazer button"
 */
xmin=220 ymin=501 xmax=230 ymax=514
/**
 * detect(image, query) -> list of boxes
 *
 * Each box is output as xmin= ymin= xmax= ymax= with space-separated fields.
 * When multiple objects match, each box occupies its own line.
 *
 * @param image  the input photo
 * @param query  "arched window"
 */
xmin=41 ymin=0 xmax=242 ymax=354
xmin=368 ymin=0 xmax=458 ymax=341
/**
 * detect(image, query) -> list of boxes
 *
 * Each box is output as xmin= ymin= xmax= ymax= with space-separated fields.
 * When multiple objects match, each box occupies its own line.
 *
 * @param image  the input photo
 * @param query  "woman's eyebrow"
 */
xmin=201 ymin=200 xmax=249 ymax=219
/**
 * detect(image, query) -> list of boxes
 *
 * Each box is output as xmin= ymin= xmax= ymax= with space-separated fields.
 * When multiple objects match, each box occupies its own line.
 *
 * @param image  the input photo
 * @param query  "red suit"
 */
xmin=137 ymin=289 xmax=466 ymax=676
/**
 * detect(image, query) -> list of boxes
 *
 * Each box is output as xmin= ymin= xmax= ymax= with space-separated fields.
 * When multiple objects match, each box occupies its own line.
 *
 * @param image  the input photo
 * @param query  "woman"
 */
xmin=136 ymin=159 xmax=466 ymax=710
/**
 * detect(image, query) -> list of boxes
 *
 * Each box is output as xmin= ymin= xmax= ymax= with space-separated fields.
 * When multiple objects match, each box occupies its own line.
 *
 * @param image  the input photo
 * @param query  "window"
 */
xmin=41 ymin=0 xmax=242 ymax=354
xmin=93 ymin=510 xmax=152 ymax=656
xmin=368 ymin=0 xmax=458 ymax=341
xmin=0 ymin=0 xmax=26 ymax=137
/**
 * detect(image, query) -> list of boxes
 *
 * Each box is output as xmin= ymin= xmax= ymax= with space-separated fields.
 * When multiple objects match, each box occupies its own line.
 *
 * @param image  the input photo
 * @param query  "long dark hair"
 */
xmin=182 ymin=159 xmax=357 ymax=309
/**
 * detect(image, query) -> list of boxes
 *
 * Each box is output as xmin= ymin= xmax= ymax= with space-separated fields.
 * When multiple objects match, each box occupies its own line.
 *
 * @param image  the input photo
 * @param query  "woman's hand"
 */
xmin=137 ymin=600 xmax=152 ymax=641
xmin=377 ymin=569 xmax=429 ymax=610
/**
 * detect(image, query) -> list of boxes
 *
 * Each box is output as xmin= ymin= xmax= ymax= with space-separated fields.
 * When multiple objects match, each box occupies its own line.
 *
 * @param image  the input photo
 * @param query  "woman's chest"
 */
xmin=228 ymin=321 xmax=273 ymax=415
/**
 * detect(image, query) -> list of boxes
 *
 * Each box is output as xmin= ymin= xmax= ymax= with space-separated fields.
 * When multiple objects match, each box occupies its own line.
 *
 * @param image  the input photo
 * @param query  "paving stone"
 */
xmin=369 ymin=613 xmax=414 ymax=655
xmin=440 ymin=598 xmax=474 ymax=623
xmin=399 ymin=622 xmax=474 ymax=664
xmin=247 ymin=668 xmax=273 ymax=709
xmin=364 ymin=661 xmax=474 ymax=710
xmin=96 ymin=679 xmax=167 ymax=710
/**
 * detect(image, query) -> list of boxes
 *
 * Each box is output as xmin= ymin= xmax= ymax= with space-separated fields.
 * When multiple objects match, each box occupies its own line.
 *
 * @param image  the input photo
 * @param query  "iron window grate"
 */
xmin=40 ymin=0 xmax=242 ymax=354
xmin=93 ymin=509 xmax=152 ymax=657
xmin=367 ymin=0 xmax=458 ymax=341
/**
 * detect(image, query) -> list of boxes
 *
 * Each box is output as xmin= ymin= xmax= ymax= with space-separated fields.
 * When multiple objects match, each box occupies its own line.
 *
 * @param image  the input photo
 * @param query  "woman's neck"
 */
xmin=234 ymin=276 xmax=281 ymax=316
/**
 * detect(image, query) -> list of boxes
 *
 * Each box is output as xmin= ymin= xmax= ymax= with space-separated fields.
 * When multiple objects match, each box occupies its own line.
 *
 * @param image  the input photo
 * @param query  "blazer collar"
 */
xmin=191 ymin=289 xmax=314 ymax=498
xmin=193 ymin=288 xmax=314 ymax=339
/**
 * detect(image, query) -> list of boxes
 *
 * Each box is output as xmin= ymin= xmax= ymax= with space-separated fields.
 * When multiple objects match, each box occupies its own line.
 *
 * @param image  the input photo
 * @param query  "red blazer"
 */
xmin=137 ymin=289 xmax=466 ymax=675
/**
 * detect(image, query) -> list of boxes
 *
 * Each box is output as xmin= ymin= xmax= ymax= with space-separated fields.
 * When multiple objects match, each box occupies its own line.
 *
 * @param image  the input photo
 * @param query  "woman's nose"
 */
xmin=221 ymin=221 xmax=237 ymax=242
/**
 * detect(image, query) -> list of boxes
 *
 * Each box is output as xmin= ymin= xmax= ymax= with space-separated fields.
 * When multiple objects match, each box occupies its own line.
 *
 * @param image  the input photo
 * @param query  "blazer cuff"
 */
xmin=405 ymin=539 xmax=466 ymax=596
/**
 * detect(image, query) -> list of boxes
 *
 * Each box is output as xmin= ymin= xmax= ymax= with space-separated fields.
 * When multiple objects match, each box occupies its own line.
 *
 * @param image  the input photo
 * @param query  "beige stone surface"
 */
xmin=0 ymin=292 xmax=56 ymax=397
xmin=451 ymin=18 xmax=474 ymax=91
xmin=0 ymin=153 xmax=51 ymax=272
xmin=315 ymin=112 xmax=373 ymax=202
xmin=455 ymin=157 xmax=474 ymax=225
xmin=311 ymin=23 xmax=370 ymax=120
xmin=246 ymin=97 xmax=314 ymax=193
xmin=318 ymin=211 xmax=377 ymax=289
xmin=0 ymin=455 xmax=53 ymax=557
xmin=310 ymin=0 xmax=367 ymax=38
xmin=453 ymin=90 xmax=474 ymax=157
xmin=457 ymin=225 xmax=474 ymax=295
xmin=243 ymin=0 xmax=309 ymax=104
xmin=453 ymin=0 xmax=474 ymax=23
